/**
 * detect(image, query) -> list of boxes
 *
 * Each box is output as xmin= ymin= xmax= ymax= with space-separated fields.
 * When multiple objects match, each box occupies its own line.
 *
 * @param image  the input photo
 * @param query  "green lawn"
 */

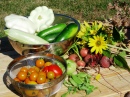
xmin=0 ymin=0 xmax=130 ymax=37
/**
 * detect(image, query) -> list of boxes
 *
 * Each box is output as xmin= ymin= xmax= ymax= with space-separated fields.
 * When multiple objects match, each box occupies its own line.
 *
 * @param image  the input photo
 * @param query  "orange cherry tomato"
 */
xmin=25 ymin=77 xmax=31 ymax=84
xmin=17 ymin=71 xmax=27 ymax=81
xmin=44 ymin=61 xmax=52 ymax=67
xmin=45 ymin=78 xmax=50 ymax=83
xmin=29 ymin=72 xmax=38 ymax=81
xmin=20 ymin=67 xmax=28 ymax=73
xmin=14 ymin=77 xmax=20 ymax=82
xmin=37 ymin=75 xmax=46 ymax=84
xmin=33 ymin=66 xmax=40 ymax=73
xmin=27 ymin=81 xmax=37 ymax=84
xmin=47 ymin=71 xmax=55 ymax=79
xmin=39 ymin=71 xmax=46 ymax=77
xmin=36 ymin=58 xmax=45 ymax=68
xmin=25 ymin=81 xmax=38 ymax=96
xmin=28 ymin=67 xmax=37 ymax=74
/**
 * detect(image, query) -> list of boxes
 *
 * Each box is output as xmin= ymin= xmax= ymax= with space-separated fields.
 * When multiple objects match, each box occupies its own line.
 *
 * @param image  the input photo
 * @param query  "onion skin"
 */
xmin=77 ymin=60 xmax=86 ymax=67
xmin=80 ymin=48 xmax=89 ymax=57
xmin=100 ymin=56 xmax=111 ymax=68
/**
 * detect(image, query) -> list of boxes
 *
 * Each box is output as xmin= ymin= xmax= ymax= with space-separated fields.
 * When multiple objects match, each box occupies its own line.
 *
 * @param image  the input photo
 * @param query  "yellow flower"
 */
xmin=89 ymin=21 xmax=103 ymax=35
xmin=76 ymin=24 xmax=86 ymax=38
xmin=88 ymin=35 xmax=108 ymax=54
xmin=76 ymin=21 xmax=91 ymax=38
xmin=84 ymin=21 xmax=91 ymax=29
xmin=92 ymin=21 xmax=102 ymax=30
xmin=95 ymin=74 xmax=101 ymax=80
xmin=90 ymin=30 xmax=97 ymax=35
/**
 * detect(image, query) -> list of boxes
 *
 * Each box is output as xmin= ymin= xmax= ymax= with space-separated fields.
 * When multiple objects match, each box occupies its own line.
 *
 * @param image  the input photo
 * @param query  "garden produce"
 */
xmin=100 ymin=56 xmax=111 ymax=68
xmin=24 ymin=81 xmax=39 ymax=96
xmin=4 ymin=14 xmax=36 ymax=34
xmin=66 ymin=59 xmax=77 ymax=75
xmin=68 ymin=53 xmax=80 ymax=62
xmin=76 ymin=60 xmax=86 ymax=67
xmin=54 ymin=23 xmax=79 ymax=42
xmin=14 ymin=58 xmax=63 ymax=84
xmin=80 ymin=48 xmax=89 ymax=57
xmin=46 ymin=64 xmax=63 ymax=78
xmin=28 ymin=6 xmax=54 ymax=32
xmin=35 ymin=58 xmax=45 ymax=68
xmin=41 ymin=33 xmax=58 ymax=43
xmin=37 ymin=23 xmax=67 ymax=38
xmin=62 ymin=72 xmax=96 ymax=97
xmin=55 ymin=60 xmax=65 ymax=73
xmin=4 ymin=28 xmax=49 ymax=44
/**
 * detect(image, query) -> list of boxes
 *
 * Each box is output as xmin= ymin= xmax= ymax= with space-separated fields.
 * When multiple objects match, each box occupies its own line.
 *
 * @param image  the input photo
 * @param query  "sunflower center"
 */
xmin=96 ymin=41 xmax=101 ymax=46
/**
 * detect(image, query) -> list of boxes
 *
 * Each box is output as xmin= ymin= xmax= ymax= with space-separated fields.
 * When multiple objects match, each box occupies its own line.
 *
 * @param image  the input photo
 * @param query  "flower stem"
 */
xmin=107 ymin=44 xmax=130 ymax=52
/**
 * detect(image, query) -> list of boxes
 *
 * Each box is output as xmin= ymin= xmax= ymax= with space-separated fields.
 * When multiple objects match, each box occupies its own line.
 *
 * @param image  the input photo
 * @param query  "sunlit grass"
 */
xmin=0 ymin=0 xmax=130 ymax=37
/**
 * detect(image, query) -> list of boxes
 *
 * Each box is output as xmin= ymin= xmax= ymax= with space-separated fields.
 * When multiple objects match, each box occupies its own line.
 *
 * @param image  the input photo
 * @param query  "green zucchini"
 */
xmin=5 ymin=28 xmax=49 ymax=44
xmin=43 ymin=33 xmax=58 ymax=43
xmin=37 ymin=23 xmax=67 ymax=38
xmin=54 ymin=23 xmax=79 ymax=42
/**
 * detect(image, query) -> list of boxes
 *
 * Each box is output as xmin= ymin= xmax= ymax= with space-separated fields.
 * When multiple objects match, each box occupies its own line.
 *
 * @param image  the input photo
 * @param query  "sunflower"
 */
xmin=88 ymin=35 xmax=108 ymax=54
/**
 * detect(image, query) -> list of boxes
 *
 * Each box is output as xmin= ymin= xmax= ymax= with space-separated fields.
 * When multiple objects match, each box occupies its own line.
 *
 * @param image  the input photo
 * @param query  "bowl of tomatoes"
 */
xmin=6 ymin=51 xmax=67 ymax=97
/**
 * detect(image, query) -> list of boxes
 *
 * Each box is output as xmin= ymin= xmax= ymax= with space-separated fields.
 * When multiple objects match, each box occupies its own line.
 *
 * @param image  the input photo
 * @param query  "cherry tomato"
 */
xmin=37 ymin=75 xmax=46 ymax=84
xmin=47 ymin=71 xmax=55 ymax=79
xmin=33 ymin=66 xmax=40 ymax=73
xmin=25 ymin=81 xmax=38 ymax=96
xmin=27 ymin=81 xmax=37 ymax=84
xmin=24 ymin=77 xmax=31 ymax=84
xmin=44 ymin=61 xmax=52 ymax=67
xmin=45 ymin=78 xmax=50 ymax=83
xmin=20 ymin=67 xmax=28 ymax=73
xmin=36 ymin=58 xmax=45 ymax=68
xmin=28 ymin=67 xmax=37 ymax=74
xmin=17 ymin=71 xmax=27 ymax=81
xmin=42 ymin=66 xmax=49 ymax=73
xmin=39 ymin=71 xmax=46 ymax=77
xmin=14 ymin=77 xmax=20 ymax=82
xmin=48 ymin=65 xmax=62 ymax=78
xmin=29 ymin=72 xmax=38 ymax=81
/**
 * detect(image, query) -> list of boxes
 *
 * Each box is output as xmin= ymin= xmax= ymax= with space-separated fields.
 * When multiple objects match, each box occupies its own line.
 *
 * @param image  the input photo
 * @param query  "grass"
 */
xmin=0 ymin=0 xmax=130 ymax=37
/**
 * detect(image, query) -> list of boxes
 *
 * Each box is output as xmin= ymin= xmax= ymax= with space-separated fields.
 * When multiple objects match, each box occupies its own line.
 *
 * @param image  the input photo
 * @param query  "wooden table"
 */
xmin=0 ymin=37 xmax=130 ymax=97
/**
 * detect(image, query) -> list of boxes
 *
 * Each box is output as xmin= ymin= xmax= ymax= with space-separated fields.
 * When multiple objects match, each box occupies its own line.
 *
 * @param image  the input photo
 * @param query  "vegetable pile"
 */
xmin=62 ymin=72 xmax=96 ymax=97
xmin=4 ymin=6 xmax=79 ymax=44
xmin=60 ymin=19 xmax=130 ymax=96
xmin=14 ymin=58 xmax=64 ymax=84
xmin=13 ymin=58 xmax=65 ymax=96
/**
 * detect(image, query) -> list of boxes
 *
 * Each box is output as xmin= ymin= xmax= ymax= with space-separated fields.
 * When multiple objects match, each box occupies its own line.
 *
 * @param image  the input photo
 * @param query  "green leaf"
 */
xmin=77 ymin=72 xmax=87 ymax=78
xmin=61 ymin=92 xmax=69 ymax=97
xmin=112 ymin=27 xmax=120 ymax=41
xmin=114 ymin=55 xmax=130 ymax=72
xmin=103 ymin=50 xmax=111 ymax=58
xmin=119 ymin=51 xmax=127 ymax=58
xmin=119 ymin=27 xmax=125 ymax=41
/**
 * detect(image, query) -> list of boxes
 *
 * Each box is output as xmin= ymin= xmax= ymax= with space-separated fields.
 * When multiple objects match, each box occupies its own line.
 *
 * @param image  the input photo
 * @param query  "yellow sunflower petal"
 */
xmin=84 ymin=21 xmax=91 ymax=28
